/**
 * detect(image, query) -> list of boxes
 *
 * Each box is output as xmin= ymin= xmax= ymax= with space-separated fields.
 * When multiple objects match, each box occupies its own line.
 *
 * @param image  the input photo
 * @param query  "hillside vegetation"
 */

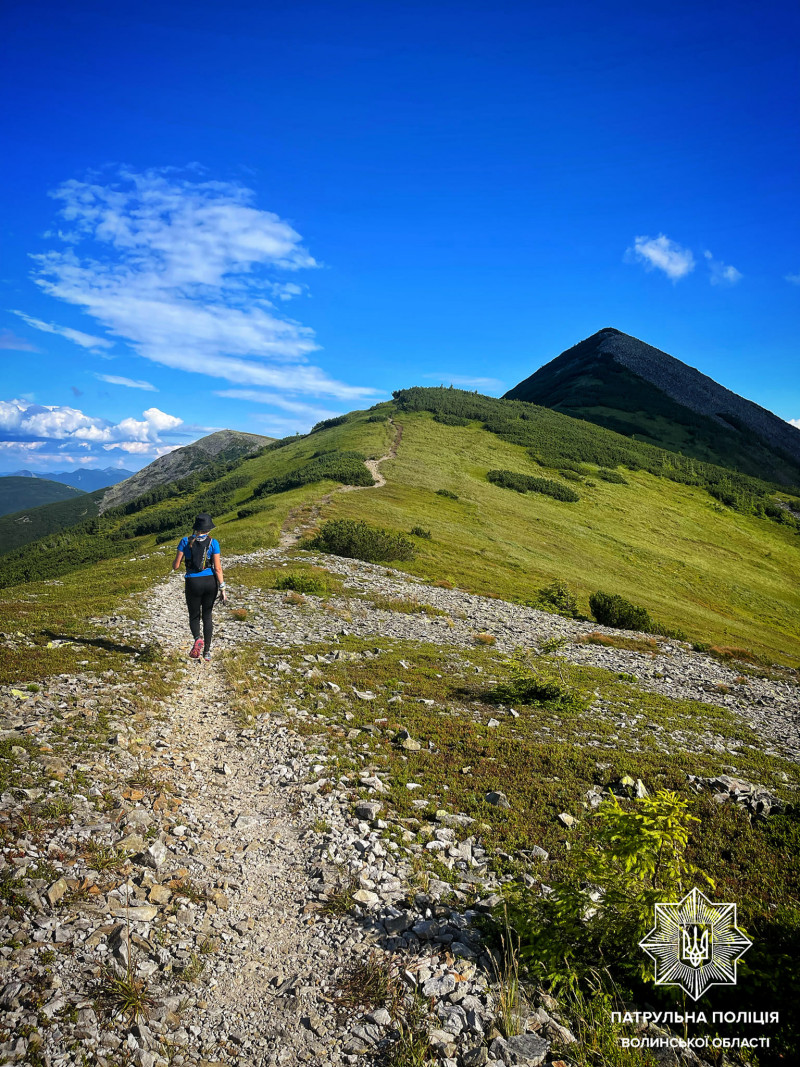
xmin=1 ymin=391 xmax=799 ymax=672
xmin=0 ymin=475 xmax=86 ymax=517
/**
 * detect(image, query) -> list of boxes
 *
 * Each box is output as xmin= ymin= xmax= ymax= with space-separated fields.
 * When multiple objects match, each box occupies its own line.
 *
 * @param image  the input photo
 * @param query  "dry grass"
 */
xmin=579 ymin=632 xmax=660 ymax=653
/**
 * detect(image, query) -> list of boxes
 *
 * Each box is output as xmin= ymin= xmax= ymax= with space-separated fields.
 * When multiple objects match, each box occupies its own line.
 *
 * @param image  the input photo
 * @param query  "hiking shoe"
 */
xmin=189 ymin=638 xmax=204 ymax=659
xmin=203 ymin=652 xmax=212 ymax=662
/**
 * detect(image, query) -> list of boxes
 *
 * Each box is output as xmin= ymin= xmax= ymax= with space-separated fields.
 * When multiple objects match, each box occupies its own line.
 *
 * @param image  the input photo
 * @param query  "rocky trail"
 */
xmin=0 ymin=548 xmax=798 ymax=1067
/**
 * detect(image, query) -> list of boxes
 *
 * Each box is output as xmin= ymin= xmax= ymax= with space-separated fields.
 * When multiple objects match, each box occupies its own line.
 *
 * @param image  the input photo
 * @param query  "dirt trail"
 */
xmin=144 ymin=584 xmax=345 ymax=1064
xmin=279 ymin=418 xmax=402 ymax=548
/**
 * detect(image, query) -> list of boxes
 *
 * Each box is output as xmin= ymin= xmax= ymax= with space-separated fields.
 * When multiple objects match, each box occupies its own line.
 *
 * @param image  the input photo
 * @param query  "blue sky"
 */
xmin=1 ymin=0 xmax=798 ymax=471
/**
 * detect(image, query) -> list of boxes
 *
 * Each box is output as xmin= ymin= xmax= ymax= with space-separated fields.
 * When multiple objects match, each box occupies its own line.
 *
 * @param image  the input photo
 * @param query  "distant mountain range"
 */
xmin=0 ymin=429 xmax=275 ymax=555
xmin=504 ymin=328 xmax=800 ymax=486
xmin=9 ymin=467 xmax=134 ymax=492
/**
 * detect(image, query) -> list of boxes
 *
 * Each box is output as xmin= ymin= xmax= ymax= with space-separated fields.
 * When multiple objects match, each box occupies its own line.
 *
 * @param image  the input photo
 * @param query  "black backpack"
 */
xmin=185 ymin=534 xmax=213 ymax=574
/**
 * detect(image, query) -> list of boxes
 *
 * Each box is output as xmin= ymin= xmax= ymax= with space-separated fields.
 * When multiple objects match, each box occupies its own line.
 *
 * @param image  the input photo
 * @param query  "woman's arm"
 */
xmin=172 ymin=550 xmax=184 ymax=572
xmin=212 ymin=546 xmax=226 ymax=600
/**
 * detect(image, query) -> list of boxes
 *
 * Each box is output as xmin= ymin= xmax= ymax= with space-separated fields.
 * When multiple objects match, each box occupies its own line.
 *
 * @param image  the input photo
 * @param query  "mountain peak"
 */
xmin=504 ymin=330 xmax=800 ymax=484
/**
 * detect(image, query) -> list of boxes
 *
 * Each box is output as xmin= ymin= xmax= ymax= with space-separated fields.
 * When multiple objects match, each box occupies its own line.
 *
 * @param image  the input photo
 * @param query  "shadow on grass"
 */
xmin=40 ymin=629 xmax=144 ymax=657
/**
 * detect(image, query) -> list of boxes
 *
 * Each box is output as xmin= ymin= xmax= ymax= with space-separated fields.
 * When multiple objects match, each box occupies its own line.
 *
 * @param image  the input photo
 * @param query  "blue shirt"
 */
xmin=178 ymin=535 xmax=220 ymax=578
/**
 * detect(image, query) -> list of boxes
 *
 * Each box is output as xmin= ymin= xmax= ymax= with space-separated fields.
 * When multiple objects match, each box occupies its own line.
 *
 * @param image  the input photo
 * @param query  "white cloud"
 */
xmin=626 ymin=234 xmax=695 ymax=281
xmin=25 ymin=168 xmax=377 ymax=401
xmin=704 ymin=250 xmax=742 ymax=286
xmin=785 ymin=273 xmax=800 ymax=285
xmin=789 ymin=418 xmax=800 ymax=429
xmin=11 ymin=310 xmax=112 ymax=350
xmin=422 ymin=373 xmax=504 ymax=391
xmin=96 ymin=373 xmax=158 ymax=391
xmin=0 ymin=329 xmax=40 ymax=352
xmin=0 ymin=398 xmax=183 ymax=459
xmin=214 ymin=388 xmax=342 ymax=422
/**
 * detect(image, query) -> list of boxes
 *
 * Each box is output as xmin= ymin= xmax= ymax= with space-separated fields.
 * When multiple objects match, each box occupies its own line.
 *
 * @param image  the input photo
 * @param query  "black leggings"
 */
xmin=184 ymin=576 xmax=218 ymax=651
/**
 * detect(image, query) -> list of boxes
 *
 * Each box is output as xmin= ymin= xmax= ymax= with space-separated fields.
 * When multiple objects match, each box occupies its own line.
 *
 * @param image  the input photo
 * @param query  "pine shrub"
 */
xmin=487 ymin=469 xmax=580 ymax=503
xmin=589 ymin=591 xmax=652 ymax=632
xmin=309 ymin=519 xmax=416 ymax=562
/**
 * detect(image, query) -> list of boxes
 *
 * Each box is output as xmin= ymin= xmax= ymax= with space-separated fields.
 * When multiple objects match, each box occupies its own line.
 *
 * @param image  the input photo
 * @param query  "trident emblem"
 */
xmin=682 ymin=925 xmax=710 ymax=968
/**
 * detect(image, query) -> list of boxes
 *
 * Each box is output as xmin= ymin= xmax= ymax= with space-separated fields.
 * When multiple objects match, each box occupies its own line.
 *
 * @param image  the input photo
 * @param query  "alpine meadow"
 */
xmin=1 ymin=356 xmax=799 ymax=1064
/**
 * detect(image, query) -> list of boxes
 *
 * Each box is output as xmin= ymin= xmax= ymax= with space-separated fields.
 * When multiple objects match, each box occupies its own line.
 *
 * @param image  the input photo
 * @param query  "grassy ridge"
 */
xmin=315 ymin=410 xmax=800 ymax=664
xmin=0 ymin=476 xmax=87 ymax=517
xmin=1 ymin=397 xmax=799 ymax=678
xmin=0 ymin=487 xmax=104 ymax=553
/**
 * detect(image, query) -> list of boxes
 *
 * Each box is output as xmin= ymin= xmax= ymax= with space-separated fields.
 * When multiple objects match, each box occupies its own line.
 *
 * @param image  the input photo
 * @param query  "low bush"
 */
xmin=311 ymin=415 xmax=348 ymax=432
xmin=597 ymin=468 xmax=628 ymax=484
xmin=309 ymin=519 xmax=416 ymax=563
xmin=236 ymin=501 xmax=276 ymax=520
xmin=486 ymin=674 xmax=588 ymax=712
xmin=487 ymin=469 xmax=580 ymax=503
xmin=409 ymin=526 xmax=432 ymax=538
xmin=433 ymin=413 xmax=470 ymax=426
xmin=435 ymin=489 xmax=459 ymax=500
xmin=273 ymin=572 xmax=329 ymax=596
xmin=254 ymin=451 xmax=373 ymax=497
xmin=366 ymin=413 xmax=387 ymax=423
xmin=559 ymin=470 xmax=583 ymax=483
xmin=503 ymin=791 xmax=711 ymax=989
xmin=536 ymin=580 xmax=580 ymax=618
xmin=589 ymin=591 xmax=653 ymax=632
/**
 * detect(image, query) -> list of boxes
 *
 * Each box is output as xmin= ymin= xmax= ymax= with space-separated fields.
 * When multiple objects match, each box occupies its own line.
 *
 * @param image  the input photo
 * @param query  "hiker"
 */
xmin=171 ymin=513 xmax=227 ymax=661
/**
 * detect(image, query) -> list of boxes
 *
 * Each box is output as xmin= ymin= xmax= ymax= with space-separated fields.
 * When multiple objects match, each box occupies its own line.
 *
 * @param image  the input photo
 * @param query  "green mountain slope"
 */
xmin=504 ymin=328 xmax=800 ymax=486
xmin=0 ymin=475 xmax=86 ymax=517
xmin=1 ymin=393 xmax=798 ymax=666
xmin=0 ymin=488 xmax=105 ymax=554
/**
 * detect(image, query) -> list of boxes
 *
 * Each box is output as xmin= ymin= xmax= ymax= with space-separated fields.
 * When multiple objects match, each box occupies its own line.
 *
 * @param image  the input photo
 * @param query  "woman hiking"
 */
xmin=171 ymin=513 xmax=227 ymax=661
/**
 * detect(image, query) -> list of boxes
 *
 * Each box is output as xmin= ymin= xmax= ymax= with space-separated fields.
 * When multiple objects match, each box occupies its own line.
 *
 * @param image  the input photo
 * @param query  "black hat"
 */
xmin=192 ymin=513 xmax=215 ymax=533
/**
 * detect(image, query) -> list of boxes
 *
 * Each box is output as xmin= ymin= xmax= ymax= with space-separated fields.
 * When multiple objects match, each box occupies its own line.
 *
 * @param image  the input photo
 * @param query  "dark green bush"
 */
xmin=433 ymin=413 xmax=470 ymax=426
xmin=311 ymin=415 xmax=348 ymax=432
xmin=597 ymin=468 xmax=628 ymax=484
xmin=237 ymin=501 xmax=276 ymax=520
xmin=486 ymin=675 xmax=588 ymax=712
xmin=273 ymin=572 xmax=328 ymax=596
xmin=590 ymin=591 xmax=653 ymax=632
xmin=487 ymin=469 xmax=580 ymax=503
xmin=254 ymin=451 xmax=373 ymax=497
xmin=559 ymin=470 xmax=583 ymax=483
xmin=409 ymin=526 xmax=432 ymax=538
xmin=435 ymin=489 xmax=459 ymax=500
xmin=309 ymin=519 xmax=416 ymax=562
xmin=537 ymin=580 xmax=580 ymax=617
xmin=366 ymin=414 xmax=387 ymax=423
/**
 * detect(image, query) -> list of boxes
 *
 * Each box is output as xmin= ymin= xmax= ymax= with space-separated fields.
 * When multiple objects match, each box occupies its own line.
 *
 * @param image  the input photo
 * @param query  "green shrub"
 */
xmin=590 ymin=591 xmax=653 ymax=632
xmin=236 ymin=501 xmax=276 ymax=520
xmin=311 ymin=415 xmax=348 ymax=432
xmin=486 ymin=674 xmax=588 ymax=712
xmin=433 ymin=413 xmax=470 ymax=426
xmin=254 ymin=451 xmax=373 ymax=497
xmin=487 ymin=469 xmax=580 ymax=503
xmin=536 ymin=580 xmax=580 ymax=618
xmin=435 ymin=488 xmax=459 ymax=500
xmin=409 ymin=526 xmax=432 ymax=538
xmin=309 ymin=519 xmax=416 ymax=562
xmin=503 ymin=790 xmax=711 ymax=989
xmin=273 ymin=572 xmax=329 ymax=596
xmin=597 ymin=468 xmax=628 ymax=484
xmin=559 ymin=470 xmax=583 ymax=483
xmin=366 ymin=414 xmax=387 ymax=423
